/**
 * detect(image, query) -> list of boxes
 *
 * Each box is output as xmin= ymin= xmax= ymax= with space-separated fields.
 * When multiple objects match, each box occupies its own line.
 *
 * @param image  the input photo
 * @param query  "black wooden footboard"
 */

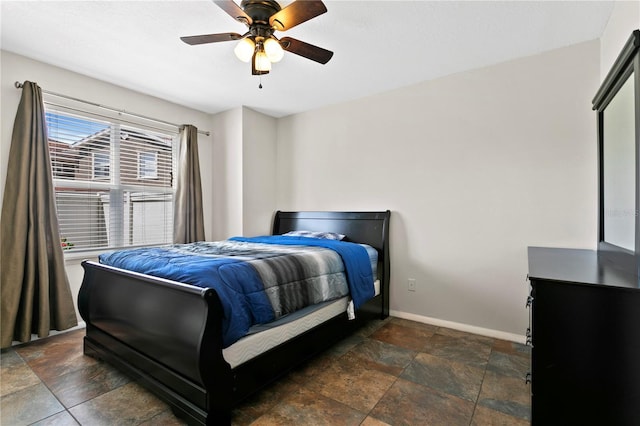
xmin=78 ymin=261 xmax=233 ymax=424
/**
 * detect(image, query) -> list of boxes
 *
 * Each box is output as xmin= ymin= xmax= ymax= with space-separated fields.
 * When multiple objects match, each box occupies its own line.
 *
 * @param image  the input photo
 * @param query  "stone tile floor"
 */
xmin=1 ymin=317 xmax=531 ymax=425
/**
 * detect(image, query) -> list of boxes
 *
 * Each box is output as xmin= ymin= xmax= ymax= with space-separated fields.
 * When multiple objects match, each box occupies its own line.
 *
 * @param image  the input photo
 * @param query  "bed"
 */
xmin=78 ymin=210 xmax=390 ymax=425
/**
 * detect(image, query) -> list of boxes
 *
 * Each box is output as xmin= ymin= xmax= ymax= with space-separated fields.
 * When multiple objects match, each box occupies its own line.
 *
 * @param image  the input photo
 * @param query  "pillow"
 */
xmin=282 ymin=230 xmax=346 ymax=241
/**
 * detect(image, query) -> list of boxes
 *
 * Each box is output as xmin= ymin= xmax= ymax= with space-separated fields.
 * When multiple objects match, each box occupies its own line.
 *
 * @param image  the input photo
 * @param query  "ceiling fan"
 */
xmin=180 ymin=0 xmax=333 ymax=77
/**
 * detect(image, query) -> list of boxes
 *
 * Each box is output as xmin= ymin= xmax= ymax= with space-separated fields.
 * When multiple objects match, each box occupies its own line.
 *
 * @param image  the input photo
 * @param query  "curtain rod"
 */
xmin=15 ymin=81 xmax=210 ymax=137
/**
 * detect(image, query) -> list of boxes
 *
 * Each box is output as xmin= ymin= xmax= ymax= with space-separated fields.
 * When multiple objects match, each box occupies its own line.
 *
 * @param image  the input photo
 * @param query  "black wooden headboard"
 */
xmin=272 ymin=210 xmax=390 ymax=254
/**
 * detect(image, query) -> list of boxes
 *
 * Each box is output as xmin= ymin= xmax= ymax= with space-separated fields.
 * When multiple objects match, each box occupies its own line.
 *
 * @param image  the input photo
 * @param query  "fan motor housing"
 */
xmin=240 ymin=0 xmax=281 ymax=25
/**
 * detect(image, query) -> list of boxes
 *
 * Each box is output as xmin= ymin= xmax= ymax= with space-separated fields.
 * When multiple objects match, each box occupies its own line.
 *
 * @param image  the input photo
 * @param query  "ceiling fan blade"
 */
xmin=180 ymin=33 xmax=243 ymax=45
xmin=269 ymin=0 xmax=327 ymax=31
xmin=213 ymin=0 xmax=252 ymax=25
xmin=280 ymin=37 xmax=333 ymax=64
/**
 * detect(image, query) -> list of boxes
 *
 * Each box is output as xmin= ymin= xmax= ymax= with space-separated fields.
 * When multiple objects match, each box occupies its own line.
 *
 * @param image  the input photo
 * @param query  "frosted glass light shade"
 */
xmin=254 ymin=50 xmax=271 ymax=71
xmin=264 ymin=38 xmax=284 ymax=63
xmin=234 ymin=38 xmax=255 ymax=62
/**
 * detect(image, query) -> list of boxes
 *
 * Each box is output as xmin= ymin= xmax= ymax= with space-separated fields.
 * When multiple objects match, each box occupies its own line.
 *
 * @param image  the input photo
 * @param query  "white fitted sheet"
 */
xmin=223 ymin=280 xmax=380 ymax=368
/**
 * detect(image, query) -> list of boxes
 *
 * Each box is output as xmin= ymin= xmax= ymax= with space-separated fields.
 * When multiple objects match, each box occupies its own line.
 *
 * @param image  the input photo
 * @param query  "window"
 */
xmin=45 ymin=108 xmax=177 ymax=253
xmin=138 ymin=151 xmax=158 ymax=179
xmin=92 ymin=151 xmax=110 ymax=179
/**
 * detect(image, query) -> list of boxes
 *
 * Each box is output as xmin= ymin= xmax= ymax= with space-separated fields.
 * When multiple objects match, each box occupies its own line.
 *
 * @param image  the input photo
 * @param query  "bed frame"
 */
xmin=78 ymin=210 xmax=390 ymax=425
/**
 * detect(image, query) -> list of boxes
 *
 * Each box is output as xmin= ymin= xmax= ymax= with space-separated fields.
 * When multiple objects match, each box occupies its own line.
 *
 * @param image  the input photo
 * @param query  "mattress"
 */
xmin=223 ymin=279 xmax=380 ymax=368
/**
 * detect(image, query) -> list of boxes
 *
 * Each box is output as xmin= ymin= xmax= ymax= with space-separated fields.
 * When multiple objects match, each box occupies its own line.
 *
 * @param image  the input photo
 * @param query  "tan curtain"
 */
xmin=0 ymin=81 xmax=77 ymax=349
xmin=173 ymin=124 xmax=205 ymax=243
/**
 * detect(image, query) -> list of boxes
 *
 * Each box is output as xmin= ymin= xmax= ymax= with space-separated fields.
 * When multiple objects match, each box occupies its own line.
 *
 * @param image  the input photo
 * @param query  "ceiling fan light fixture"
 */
xmin=234 ymin=37 xmax=255 ymax=62
xmin=264 ymin=37 xmax=284 ymax=62
xmin=254 ymin=48 xmax=271 ymax=71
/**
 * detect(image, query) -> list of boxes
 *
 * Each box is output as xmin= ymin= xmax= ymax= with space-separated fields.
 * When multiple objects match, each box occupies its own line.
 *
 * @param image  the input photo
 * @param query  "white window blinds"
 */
xmin=45 ymin=105 xmax=177 ymax=253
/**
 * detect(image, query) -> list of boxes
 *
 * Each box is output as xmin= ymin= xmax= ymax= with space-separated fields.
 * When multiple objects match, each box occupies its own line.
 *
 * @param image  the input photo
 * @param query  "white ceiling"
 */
xmin=1 ymin=1 xmax=614 ymax=118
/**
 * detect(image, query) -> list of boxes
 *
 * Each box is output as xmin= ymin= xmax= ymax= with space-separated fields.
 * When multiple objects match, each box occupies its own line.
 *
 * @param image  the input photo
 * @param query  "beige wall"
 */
xmin=210 ymin=106 xmax=277 ymax=240
xmin=211 ymin=107 xmax=244 ymax=239
xmin=276 ymin=40 xmax=600 ymax=340
xmin=242 ymin=107 xmax=277 ymax=237
xmin=1 ymin=51 xmax=214 ymax=321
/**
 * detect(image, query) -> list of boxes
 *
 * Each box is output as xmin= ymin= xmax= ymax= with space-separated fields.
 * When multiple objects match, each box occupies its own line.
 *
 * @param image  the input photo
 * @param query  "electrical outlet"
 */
xmin=408 ymin=278 xmax=416 ymax=292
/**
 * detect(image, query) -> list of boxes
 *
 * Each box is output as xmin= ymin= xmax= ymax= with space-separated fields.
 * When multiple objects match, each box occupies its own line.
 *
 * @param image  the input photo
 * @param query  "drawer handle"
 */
xmin=525 ymin=328 xmax=532 ymax=346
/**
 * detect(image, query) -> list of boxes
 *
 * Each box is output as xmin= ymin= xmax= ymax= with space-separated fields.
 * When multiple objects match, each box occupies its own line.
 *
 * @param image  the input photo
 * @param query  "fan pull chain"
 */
xmin=259 ymin=75 xmax=263 ymax=89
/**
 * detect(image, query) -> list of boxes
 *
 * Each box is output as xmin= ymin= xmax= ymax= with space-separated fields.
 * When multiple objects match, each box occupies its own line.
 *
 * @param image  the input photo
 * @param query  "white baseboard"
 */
xmin=389 ymin=310 xmax=526 ymax=344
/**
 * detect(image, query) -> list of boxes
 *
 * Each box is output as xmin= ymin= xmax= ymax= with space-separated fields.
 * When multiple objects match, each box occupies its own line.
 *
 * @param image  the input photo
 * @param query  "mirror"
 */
xmin=593 ymin=30 xmax=640 ymax=271
xmin=602 ymin=73 xmax=636 ymax=251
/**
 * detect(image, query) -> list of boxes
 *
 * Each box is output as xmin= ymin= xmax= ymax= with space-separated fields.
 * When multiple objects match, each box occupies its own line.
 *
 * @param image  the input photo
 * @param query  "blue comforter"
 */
xmin=99 ymin=236 xmax=375 ymax=347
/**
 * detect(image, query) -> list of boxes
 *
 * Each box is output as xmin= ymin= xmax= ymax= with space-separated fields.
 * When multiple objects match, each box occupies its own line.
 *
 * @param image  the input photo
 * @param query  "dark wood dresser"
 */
xmin=527 ymin=246 xmax=640 ymax=425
